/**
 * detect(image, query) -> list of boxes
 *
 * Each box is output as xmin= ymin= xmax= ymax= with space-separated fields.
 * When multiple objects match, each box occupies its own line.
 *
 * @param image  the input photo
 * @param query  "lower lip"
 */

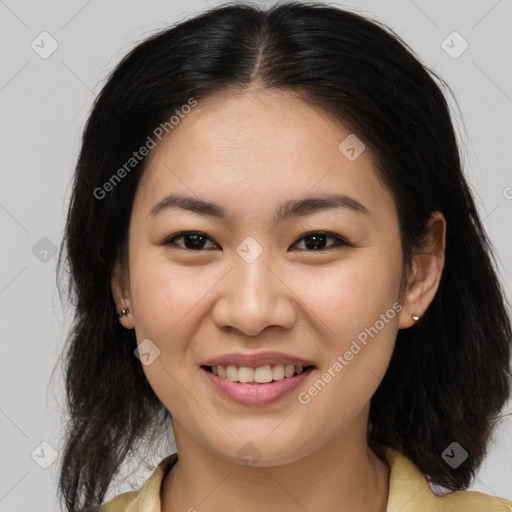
xmin=200 ymin=366 xmax=315 ymax=406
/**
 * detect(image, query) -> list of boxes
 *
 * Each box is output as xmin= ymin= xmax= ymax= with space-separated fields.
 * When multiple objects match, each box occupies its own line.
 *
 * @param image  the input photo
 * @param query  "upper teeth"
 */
xmin=211 ymin=364 xmax=305 ymax=383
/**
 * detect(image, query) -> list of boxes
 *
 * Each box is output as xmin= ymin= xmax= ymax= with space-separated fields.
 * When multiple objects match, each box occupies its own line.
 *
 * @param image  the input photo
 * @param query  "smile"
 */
xmin=200 ymin=364 xmax=316 ymax=406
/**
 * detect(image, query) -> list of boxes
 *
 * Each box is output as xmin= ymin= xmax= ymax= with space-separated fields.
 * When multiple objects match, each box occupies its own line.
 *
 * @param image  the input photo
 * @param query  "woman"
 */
xmin=57 ymin=2 xmax=512 ymax=511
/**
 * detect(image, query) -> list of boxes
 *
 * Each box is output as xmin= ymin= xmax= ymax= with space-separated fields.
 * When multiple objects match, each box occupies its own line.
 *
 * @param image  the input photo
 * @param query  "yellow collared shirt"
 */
xmin=101 ymin=448 xmax=512 ymax=511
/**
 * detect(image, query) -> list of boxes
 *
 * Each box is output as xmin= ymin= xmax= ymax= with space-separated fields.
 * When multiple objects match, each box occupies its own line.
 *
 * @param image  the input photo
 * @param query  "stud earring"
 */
xmin=412 ymin=314 xmax=421 ymax=321
xmin=118 ymin=308 xmax=129 ymax=318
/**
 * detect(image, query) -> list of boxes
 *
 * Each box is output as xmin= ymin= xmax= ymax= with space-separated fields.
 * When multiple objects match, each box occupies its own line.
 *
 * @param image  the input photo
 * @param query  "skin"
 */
xmin=112 ymin=87 xmax=446 ymax=512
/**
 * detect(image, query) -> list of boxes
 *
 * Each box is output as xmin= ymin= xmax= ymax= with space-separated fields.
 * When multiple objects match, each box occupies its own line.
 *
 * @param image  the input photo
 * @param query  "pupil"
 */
xmin=305 ymin=233 xmax=326 ymax=250
xmin=183 ymin=234 xmax=328 ymax=250
xmin=184 ymin=234 xmax=205 ymax=250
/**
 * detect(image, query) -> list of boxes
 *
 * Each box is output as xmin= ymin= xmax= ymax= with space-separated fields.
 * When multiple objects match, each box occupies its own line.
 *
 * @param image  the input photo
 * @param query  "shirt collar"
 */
xmin=126 ymin=447 xmax=447 ymax=512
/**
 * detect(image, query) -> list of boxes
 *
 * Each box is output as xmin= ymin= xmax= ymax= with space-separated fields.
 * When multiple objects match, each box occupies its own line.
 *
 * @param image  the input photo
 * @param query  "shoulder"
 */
xmin=431 ymin=490 xmax=512 ymax=511
xmin=383 ymin=447 xmax=512 ymax=512
xmin=100 ymin=453 xmax=178 ymax=512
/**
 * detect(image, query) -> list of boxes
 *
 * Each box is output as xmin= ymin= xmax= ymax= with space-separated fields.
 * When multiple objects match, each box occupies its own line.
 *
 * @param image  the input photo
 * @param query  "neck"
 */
xmin=161 ymin=411 xmax=389 ymax=512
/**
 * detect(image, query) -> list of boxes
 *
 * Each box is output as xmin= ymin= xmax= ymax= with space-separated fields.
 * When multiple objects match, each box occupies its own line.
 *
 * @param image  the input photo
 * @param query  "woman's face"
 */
xmin=115 ymin=88 xmax=407 ymax=466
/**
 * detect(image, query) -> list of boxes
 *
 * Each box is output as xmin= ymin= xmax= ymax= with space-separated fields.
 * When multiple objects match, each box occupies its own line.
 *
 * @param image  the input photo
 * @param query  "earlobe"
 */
xmin=398 ymin=212 xmax=446 ymax=329
xmin=111 ymin=259 xmax=135 ymax=329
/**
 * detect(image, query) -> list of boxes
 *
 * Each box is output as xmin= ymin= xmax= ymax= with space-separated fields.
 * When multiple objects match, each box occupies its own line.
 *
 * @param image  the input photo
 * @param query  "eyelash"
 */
xmin=162 ymin=230 xmax=351 ymax=252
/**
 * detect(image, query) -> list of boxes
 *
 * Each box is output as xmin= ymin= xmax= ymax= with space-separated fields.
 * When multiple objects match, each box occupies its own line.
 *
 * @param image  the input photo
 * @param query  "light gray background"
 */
xmin=1 ymin=0 xmax=511 ymax=510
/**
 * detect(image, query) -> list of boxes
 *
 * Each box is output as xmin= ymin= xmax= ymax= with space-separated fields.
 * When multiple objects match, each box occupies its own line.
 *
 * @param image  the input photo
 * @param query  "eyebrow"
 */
xmin=149 ymin=192 xmax=370 ymax=224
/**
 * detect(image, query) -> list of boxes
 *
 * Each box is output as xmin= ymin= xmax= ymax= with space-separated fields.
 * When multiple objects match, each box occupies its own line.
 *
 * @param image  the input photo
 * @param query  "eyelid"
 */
xmin=290 ymin=231 xmax=351 ymax=251
xmin=162 ymin=230 xmax=351 ymax=251
xmin=163 ymin=231 xmax=220 ymax=249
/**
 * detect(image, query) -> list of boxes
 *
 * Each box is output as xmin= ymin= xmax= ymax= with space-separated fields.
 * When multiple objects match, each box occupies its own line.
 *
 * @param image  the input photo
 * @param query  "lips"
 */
xmin=201 ymin=365 xmax=316 ymax=406
xmin=201 ymin=350 xmax=316 ymax=368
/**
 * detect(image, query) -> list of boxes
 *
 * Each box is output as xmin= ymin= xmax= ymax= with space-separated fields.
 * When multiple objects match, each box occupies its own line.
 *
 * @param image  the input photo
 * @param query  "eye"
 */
xmin=163 ymin=231 xmax=219 ymax=251
xmin=162 ymin=230 xmax=350 ymax=252
xmin=290 ymin=231 xmax=350 ymax=251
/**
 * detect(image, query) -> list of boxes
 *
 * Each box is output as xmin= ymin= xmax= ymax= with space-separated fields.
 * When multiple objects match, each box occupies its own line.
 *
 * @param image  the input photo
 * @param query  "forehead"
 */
xmin=134 ymin=88 xmax=397 ymax=225
xmin=149 ymin=87 xmax=355 ymax=169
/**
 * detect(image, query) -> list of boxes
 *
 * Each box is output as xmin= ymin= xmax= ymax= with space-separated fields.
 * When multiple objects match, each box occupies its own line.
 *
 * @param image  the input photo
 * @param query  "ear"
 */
xmin=398 ymin=211 xmax=446 ymax=329
xmin=111 ymin=258 xmax=135 ymax=329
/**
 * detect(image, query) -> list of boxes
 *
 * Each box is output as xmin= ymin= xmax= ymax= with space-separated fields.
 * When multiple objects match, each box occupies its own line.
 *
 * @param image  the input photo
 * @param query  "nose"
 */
xmin=211 ymin=248 xmax=297 ymax=337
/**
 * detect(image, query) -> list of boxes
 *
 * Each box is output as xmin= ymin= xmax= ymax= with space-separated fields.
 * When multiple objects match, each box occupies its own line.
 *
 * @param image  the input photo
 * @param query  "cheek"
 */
xmin=300 ymin=253 xmax=402 ymax=341
xmin=297 ymin=252 xmax=401 ymax=400
xmin=129 ymin=261 xmax=201 ymax=337
xmin=128 ymin=251 xmax=228 ymax=361
xmin=291 ymin=274 xmax=400 ymax=460
xmin=127 ymin=257 xmax=211 ymax=412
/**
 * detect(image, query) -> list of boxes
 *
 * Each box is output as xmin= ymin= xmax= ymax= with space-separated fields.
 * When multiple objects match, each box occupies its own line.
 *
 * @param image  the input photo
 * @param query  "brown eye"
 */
xmin=164 ymin=231 xmax=218 ymax=250
xmin=291 ymin=231 xmax=349 ymax=251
